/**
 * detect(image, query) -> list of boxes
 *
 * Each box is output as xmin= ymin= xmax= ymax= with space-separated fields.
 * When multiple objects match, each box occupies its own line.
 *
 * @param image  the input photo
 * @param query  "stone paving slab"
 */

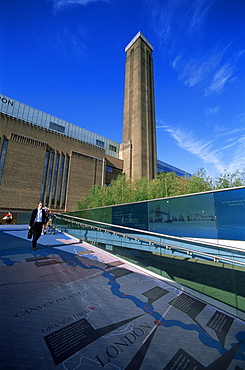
xmin=0 ymin=225 xmax=245 ymax=369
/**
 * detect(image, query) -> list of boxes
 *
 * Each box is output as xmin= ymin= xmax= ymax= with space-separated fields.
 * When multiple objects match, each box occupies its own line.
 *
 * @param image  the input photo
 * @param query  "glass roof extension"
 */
xmin=0 ymin=95 xmax=120 ymax=158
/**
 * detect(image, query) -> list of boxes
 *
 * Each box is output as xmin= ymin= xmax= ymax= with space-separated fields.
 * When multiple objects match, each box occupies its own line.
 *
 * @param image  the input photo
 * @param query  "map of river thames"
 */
xmin=0 ymin=225 xmax=245 ymax=369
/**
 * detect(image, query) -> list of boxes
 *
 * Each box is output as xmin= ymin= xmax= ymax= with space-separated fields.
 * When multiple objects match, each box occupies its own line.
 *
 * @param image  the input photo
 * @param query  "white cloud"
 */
xmin=148 ymin=0 xmax=242 ymax=96
xmin=172 ymin=54 xmax=182 ymax=69
xmin=147 ymin=0 xmax=216 ymax=43
xmin=157 ymin=120 xmax=245 ymax=175
xmin=213 ymin=115 xmax=245 ymax=136
xmin=157 ymin=120 xmax=223 ymax=170
xmin=225 ymin=136 xmax=245 ymax=173
xmin=55 ymin=28 xmax=88 ymax=60
xmin=178 ymin=57 xmax=211 ymax=87
xmin=189 ymin=0 xmax=216 ymax=30
xmin=205 ymin=106 xmax=219 ymax=115
xmin=52 ymin=0 xmax=109 ymax=12
xmin=173 ymin=44 xmax=237 ymax=94
xmin=205 ymin=62 xmax=235 ymax=95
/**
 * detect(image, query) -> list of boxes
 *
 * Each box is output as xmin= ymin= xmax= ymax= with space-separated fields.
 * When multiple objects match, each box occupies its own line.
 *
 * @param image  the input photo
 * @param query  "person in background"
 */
xmin=47 ymin=209 xmax=56 ymax=234
xmin=42 ymin=204 xmax=49 ymax=234
xmin=4 ymin=212 xmax=13 ymax=225
xmin=29 ymin=202 xmax=46 ymax=250
xmin=3 ymin=211 xmax=13 ymax=224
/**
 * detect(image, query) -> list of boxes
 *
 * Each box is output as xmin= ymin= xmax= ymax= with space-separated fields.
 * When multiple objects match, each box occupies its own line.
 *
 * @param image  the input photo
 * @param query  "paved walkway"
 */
xmin=1 ymin=224 xmax=245 ymax=369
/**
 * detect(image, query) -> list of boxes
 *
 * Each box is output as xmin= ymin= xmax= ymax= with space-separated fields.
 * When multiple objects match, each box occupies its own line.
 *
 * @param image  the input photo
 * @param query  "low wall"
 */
xmin=68 ymin=187 xmax=245 ymax=241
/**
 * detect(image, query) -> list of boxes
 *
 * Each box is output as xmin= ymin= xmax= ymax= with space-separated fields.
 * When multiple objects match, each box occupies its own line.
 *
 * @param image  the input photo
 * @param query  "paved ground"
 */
xmin=1 ymin=224 xmax=245 ymax=370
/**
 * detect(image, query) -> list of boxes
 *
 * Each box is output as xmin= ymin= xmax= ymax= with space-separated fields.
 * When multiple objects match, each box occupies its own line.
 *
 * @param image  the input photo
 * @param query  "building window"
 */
xmin=106 ymin=166 xmax=113 ymax=173
xmin=96 ymin=139 xmax=104 ymax=148
xmin=51 ymin=153 xmax=60 ymax=206
xmin=45 ymin=151 xmax=55 ymax=206
xmin=49 ymin=121 xmax=65 ymax=134
xmin=40 ymin=151 xmax=50 ymax=202
xmin=106 ymin=165 xmax=122 ymax=176
xmin=56 ymin=154 xmax=65 ymax=207
xmin=109 ymin=144 xmax=117 ymax=152
xmin=0 ymin=139 xmax=8 ymax=182
xmin=62 ymin=156 xmax=70 ymax=209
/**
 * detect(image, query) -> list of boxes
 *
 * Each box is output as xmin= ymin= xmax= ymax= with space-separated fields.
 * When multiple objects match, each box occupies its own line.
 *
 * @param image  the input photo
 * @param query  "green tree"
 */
xmin=76 ymin=168 xmax=245 ymax=210
xmin=187 ymin=168 xmax=213 ymax=194
xmin=154 ymin=172 xmax=189 ymax=197
xmin=214 ymin=170 xmax=245 ymax=189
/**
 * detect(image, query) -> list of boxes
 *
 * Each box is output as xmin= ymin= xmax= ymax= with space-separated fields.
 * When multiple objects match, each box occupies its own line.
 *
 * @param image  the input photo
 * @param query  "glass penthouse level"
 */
xmin=0 ymin=95 xmax=120 ymax=158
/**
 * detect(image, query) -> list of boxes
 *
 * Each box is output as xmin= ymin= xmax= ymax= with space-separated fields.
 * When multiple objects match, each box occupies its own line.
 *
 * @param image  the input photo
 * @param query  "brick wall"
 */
xmin=0 ymin=114 xmax=110 ymax=211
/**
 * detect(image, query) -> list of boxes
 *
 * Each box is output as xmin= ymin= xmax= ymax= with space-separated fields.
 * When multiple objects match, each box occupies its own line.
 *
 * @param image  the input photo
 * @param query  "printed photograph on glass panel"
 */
xmin=148 ymin=193 xmax=217 ymax=238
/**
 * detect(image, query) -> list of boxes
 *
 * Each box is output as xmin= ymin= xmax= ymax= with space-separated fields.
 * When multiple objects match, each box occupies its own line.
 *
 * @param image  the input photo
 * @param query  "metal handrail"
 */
xmin=56 ymin=214 xmax=245 ymax=267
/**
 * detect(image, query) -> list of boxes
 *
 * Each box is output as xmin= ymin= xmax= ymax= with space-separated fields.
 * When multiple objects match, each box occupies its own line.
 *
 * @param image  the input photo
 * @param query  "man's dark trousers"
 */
xmin=32 ymin=222 xmax=43 ymax=248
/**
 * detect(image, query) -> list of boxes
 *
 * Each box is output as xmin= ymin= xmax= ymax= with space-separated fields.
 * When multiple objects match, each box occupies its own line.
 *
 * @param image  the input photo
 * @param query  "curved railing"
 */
xmin=55 ymin=213 xmax=245 ymax=319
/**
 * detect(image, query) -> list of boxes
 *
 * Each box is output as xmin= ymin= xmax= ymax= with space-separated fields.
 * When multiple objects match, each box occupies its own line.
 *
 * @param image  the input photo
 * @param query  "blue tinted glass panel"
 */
xmin=148 ymin=193 xmax=216 ymax=238
xmin=112 ymin=202 xmax=148 ymax=230
xmin=214 ymin=188 xmax=245 ymax=240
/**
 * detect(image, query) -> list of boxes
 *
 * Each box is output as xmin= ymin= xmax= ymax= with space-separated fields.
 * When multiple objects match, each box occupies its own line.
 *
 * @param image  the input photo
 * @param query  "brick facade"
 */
xmin=0 ymin=113 xmax=122 ymax=211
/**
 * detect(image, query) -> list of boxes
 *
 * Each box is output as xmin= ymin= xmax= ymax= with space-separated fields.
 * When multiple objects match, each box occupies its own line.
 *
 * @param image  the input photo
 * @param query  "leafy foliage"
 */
xmin=77 ymin=168 xmax=245 ymax=210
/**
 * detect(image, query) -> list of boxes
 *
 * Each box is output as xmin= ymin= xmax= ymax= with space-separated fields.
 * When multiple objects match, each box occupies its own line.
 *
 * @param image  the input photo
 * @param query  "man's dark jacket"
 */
xmin=29 ymin=209 xmax=46 ymax=228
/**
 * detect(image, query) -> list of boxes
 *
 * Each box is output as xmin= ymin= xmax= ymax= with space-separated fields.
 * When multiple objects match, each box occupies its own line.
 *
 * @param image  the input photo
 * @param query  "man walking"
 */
xmin=29 ymin=202 xmax=46 ymax=250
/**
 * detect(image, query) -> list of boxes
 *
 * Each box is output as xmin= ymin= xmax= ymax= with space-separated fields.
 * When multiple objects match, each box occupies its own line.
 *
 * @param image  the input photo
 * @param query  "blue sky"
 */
xmin=1 ymin=0 xmax=244 ymax=178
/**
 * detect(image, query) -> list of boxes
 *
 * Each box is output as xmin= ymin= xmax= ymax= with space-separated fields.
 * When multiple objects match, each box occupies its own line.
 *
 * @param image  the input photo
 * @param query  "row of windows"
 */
xmin=95 ymin=139 xmax=117 ymax=153
xmin=40 ymin=151 xmax=70 ymax=209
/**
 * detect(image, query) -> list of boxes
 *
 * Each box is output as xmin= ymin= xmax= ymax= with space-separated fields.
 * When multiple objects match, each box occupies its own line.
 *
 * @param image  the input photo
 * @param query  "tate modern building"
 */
xmin=0 ymin=32 xmax=190 ymax=212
